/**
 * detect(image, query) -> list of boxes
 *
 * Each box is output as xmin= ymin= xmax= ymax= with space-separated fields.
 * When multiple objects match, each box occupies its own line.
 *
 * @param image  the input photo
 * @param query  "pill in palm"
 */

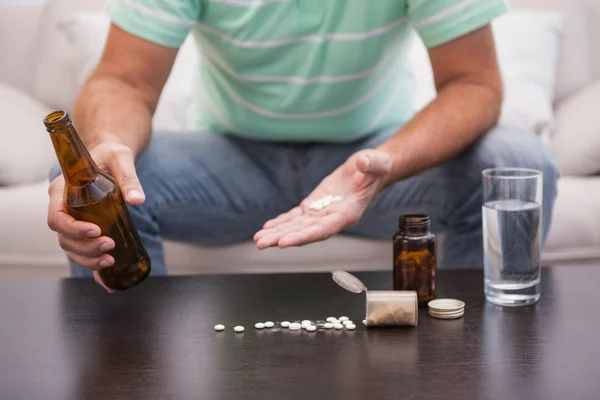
xmin=309 ymin=195 xmax=342 ymax=211
xmin=255 ymin=322 xmax=265 ymax=329
xmin=333 ymin=323 xmax=344 ymax=330
xmin=214 ymin=324 xmax=225 ymax=331
xmin=264 ymin=321 xmax=275 ymax=328
xmin=234 ymin=326 xmax=245 ymax=333
xmin=281 ymin=321 xmax=290 ymax=328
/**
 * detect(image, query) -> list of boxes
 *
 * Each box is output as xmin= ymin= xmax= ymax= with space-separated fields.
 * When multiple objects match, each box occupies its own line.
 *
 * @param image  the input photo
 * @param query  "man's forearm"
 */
xmin=71 ymin=72 xmax=155 ymax=158
xmin=377 ymin=79 xmax=502 ymax=186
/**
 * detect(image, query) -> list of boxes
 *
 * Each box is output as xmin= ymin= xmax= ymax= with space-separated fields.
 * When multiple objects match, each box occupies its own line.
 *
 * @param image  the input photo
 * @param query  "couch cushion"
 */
xmin=510 ymin=0 xmax=593 ymax=102
xmin=0 ymin=82 xmax=55 ymax=186
xmin=57 ymin=12 xmax=198 ymax=131
xmin=410 ymin=10 xmax=562 ymax=138
xmin=31 ymin=0 xmax=106 ymax=110
xmin=550 ymin=81 xmax=600 ymax=175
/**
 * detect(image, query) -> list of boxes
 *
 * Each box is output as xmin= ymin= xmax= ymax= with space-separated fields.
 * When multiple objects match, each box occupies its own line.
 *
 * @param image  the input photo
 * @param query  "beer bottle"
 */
xmin=44 ymin=110 xmax=151 ymax=291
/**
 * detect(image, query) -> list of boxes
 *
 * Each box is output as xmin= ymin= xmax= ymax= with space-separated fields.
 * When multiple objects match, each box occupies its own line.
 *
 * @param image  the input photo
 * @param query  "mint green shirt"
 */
xmin=106 ymin=0 xmax=507 ymax=142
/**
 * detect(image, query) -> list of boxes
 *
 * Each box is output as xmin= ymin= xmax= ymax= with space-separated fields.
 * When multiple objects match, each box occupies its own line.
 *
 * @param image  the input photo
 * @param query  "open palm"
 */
xmin=254 ymin=150 xmax=392 ymax=249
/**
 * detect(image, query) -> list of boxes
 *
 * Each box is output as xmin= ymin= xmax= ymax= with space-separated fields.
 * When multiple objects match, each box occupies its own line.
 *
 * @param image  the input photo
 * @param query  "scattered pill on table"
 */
xmin=362 ymin=319 xmax=367 ymax=326
xmin=301 ymin=320 xmax=311 ymax=325
xmin=255 ymin=322 xmax=265 ymax=329
xmin=306 ymin=325 xmax=317 ymax=332
xmin=234 ymin=326 xmax=245 ymax=333
xmin=333 ymin=323 xmax=344 ymax=330
xmin=264 ymin=321 xmax=275 ymax=328
xmin=281 ymin=321 xmax=290 ymax=328
xmin=289 ymin=323 xmax=302 ymax=330
xmin=326 ymin=317 xmax=336 ymax=323
xmin=324 ymin=323 xmax=333 ymax=329
xmin=345 ymin=323 xmax=356 ymax=330
xmin=342 ymin=320 xmax=353 ymax=326
xmin=214 ymin=324 xmax=225 ymax=331
xmin=339 ymin=316 xmax=349 ymax=322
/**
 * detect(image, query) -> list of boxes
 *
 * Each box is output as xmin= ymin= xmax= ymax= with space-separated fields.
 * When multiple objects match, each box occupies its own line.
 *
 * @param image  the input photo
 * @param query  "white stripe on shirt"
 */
xmin=195 ymin=16 xmax=407 ymax=49
xmin=203 ymin=58 xmax=396 ymax=119
xmin=201 ymin=45 xmax=398 ymax=85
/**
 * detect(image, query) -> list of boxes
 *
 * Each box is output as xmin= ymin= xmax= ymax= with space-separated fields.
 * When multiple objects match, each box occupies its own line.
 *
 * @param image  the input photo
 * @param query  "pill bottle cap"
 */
xmin=331 ymin=270 xmax=367 ymax=293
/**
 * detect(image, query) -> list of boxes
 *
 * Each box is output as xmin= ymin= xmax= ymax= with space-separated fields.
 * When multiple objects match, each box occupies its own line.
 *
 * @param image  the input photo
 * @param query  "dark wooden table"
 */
xmin=1 ymin=265 xmax=598 ymax=400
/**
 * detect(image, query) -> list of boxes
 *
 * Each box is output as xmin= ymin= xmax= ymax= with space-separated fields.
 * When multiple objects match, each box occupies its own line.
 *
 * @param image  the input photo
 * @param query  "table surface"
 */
xmin=1 ymin=265 xmax=599 ymax=400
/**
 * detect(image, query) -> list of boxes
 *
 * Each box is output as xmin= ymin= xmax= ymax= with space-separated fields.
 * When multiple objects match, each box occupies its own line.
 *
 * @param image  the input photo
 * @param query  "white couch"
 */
xmin=1 ymin=0 xmax=599 ymax=279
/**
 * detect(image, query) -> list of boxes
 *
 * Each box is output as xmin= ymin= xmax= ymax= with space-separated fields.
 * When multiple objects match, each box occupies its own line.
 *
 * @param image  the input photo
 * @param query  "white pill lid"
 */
xmin=331 ymin=270 xmax=367 ymax=293
xmin=427 ymin=299 xmax=465 ymax=312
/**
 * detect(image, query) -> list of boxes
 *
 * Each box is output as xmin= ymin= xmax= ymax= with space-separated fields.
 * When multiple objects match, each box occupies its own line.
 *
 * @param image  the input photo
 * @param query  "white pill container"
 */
xmin=332 ymin=270 xmax=418 ymax=327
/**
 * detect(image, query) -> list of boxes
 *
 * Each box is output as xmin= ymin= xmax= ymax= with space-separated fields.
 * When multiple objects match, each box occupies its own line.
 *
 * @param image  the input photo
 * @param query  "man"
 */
xmin=48 ymin=0 xmax=559 ymax=292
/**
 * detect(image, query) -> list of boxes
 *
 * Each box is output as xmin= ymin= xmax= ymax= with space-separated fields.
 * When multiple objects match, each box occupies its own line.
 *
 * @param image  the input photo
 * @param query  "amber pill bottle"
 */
xmin=393 ymin=214 xmax=437 ymax=307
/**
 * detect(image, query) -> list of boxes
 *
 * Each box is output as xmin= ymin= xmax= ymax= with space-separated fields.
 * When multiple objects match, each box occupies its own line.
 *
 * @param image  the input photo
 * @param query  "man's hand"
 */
xmin=254 ymin=150 xmax=392 ymax=249
xmin=47 ymin=139 xmax=145 ymax=293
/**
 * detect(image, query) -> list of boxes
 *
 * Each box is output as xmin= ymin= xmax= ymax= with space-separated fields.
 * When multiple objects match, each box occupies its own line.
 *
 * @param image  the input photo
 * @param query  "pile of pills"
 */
xmin=309 ymin=195 xmax=342 ymax=211
xmin=214 ymin=316 xmax=359 ymax=334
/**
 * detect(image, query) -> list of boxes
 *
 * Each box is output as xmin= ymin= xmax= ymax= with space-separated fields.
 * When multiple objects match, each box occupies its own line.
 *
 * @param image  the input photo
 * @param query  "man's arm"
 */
xmin=72 ymin=24 xmax=179 ymax=156
xmin=377 ymin=25 xmax=502 ymax=185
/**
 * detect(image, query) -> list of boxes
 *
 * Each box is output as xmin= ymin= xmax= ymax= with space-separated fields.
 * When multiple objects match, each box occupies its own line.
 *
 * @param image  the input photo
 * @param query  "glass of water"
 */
xmin=482 ymin=168 xmax=543 ymax=306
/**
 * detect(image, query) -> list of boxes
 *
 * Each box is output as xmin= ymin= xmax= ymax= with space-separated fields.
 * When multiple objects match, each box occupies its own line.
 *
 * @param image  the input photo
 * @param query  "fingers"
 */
xmin=65 ymin=251 xmax=115 ymax=271
xmin=105 ymin=145 xmax=145 ymax=205
xmin=94 ymin=272 xmax=116 ymax=294
xmin=355 ymin=150 xmax=392 ymax=176
xmin=278 ymin=213 xmax=347 ymax=248
xmin=255 ymin=216 xmax=317 ymax=249
xmin=262 ymin=207 xmax=302 ymax=230
xmin=58 ymin=235 xmax=115 ymax=258
xmin=47 ymin=178 xmax=101 ymax=239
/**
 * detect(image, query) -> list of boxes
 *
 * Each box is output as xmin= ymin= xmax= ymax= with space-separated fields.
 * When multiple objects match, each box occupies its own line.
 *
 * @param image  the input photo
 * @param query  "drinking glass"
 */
xmin=482 ymin=168 xmax=543 ymax=306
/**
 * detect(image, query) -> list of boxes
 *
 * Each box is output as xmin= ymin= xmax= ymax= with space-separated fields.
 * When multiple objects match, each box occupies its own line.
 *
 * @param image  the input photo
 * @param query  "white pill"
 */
xmin=362 ymin=319 xmax=367 ymax=326
xmin=306 ymin=325 xmax=317 ymax=332
xmin=324 ymin=323 xmax=333 ymax=329
xmin=339 ymin=316 xmax=349 ymax=322
xmin=301 ymin=320 xmax=312 ymax=325
xmin=289 ymin=323 xmax=302 ymax=330
xmin=214 ymin=324 xmax=225 ymax=331
xmin=326 ymin=317 xmax=336 ymax=323
xmin=255 ymin=322 xmax=265 ymax=329
xmin=234 ymin=326 xmax=245 ymax=333
xmin=281 ymin=321 xmax=290 ymax=328
xmin=345 ymin=323 xmax=356 ymax=330
xmin=333 ymin=323 xmax=344 ymax=330
xmin=342 ymin=320 xmax=353 ymax=326
xmin=331 ymin=319 xmax=340 ymax=325
xmin=264 ymin=321 xmax=275 ymax=328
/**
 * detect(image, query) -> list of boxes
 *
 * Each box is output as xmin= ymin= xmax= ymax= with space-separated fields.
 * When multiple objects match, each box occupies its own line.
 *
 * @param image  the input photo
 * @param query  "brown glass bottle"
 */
xmin=44 ymin=110 xmax=150 ymax=291
xmin=393 ymin=214 xmax=436 ymax=307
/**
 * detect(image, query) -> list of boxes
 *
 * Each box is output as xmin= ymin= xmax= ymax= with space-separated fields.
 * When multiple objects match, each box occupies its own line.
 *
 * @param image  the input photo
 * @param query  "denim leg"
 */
xmin=301 ymin=125 xmax=560 ymax=269
xmin=50 ymin=131 xmax=298 ymax=277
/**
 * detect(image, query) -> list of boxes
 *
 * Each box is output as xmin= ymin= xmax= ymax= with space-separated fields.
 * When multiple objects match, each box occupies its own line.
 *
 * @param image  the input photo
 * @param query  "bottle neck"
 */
xmin=398 ymin=214 xmax=431 ymax=236
xmin=44 ymin=111 xmax=100 ymax=186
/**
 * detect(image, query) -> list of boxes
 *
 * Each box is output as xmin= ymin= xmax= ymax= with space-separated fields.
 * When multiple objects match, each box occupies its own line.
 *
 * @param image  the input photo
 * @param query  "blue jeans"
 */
xmin=50 ymin=125 xmax=559 ymax=276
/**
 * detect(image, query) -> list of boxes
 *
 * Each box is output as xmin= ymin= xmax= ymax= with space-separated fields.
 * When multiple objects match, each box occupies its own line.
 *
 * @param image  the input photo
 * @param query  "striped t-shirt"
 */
xmin=106 ymin=0 xmax=508 ymax=142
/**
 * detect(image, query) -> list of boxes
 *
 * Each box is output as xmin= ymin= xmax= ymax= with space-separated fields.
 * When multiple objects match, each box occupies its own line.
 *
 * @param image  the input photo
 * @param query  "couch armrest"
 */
xmin=0 ymin=4 xmax=44 ymax=95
